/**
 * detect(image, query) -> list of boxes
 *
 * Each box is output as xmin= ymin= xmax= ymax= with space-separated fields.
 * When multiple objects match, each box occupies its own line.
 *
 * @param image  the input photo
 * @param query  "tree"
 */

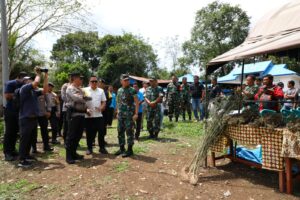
xmin=51 ymin=31 xmax=99 ymax=87
xmin=162 ymin=36 xmax=182 ymax=71
xmin=97 ymin=33 xmax=158 ymax=85
xmin=180 ymin=1 xmax=250 ymax=70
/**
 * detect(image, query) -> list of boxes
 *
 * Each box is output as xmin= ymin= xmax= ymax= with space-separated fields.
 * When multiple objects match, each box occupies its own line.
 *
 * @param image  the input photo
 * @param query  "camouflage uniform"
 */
xmin=242 ymin=85 xmax=259 ymax=112
xmin=167 ymin=82 xmax=180 ymax=120
xmin=180 ymin=83 xmax=192 ymax=120
xmin=145 ymin=86 xmax=164 ymax=136
xmin=116 ymin=87 xmax=137 ymax=146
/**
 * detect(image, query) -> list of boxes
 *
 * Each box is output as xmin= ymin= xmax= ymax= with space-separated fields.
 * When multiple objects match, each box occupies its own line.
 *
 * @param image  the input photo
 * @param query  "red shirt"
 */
xmin=254 ymin=84 xmax=284 ymax=111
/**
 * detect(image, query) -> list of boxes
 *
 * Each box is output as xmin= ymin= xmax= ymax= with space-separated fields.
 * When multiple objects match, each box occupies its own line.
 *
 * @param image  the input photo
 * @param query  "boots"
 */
xmin=175 ymin=117 xmax=178 ymax=122
xmin=115 ymin=145 xmax=126 ymax=156
xmin=122 ymin=145 xmax=133 ymax=157
xmin=189 ymin=115 xmax=192 ymax=121
xmin=169 ymin=117 xmax=173 ymax=122
xmin=66 ymin=149 xmax=75 ymax=164
xmin=154 ymin=132 xmax=159 ymax=140
xmin=147 ymin=131 xmax=154 ymax=139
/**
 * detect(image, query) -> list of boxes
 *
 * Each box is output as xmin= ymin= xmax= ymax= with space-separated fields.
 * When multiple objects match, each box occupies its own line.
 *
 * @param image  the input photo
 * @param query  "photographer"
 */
xmin=65 ymin=72 xmax=90 ymax=164
xmin=18 ymin=67 xmax=49 ymax=168
xmin=255 ymin=74 xmax=284 ymax=112
xmin=3 ymin=71 xmax=27 ymax=161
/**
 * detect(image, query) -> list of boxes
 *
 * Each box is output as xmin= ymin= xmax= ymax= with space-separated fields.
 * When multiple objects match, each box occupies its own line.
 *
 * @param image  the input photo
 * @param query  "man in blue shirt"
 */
xmin=133 ymin=83 xmax=144 ymax=140
xmin=18 ymin=68 xmax=49 ymax=168
xmin=3 ymin=71 xmax=27 ymax=161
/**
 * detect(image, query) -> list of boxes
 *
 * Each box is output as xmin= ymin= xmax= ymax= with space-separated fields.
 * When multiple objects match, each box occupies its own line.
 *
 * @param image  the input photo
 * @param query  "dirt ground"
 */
xmin=0 ymin=120 xmax=299 ymax=200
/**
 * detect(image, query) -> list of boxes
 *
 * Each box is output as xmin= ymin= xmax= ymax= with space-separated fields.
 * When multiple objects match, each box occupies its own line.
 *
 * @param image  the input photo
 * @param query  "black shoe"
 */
xmin=26 ymin=155 xmax=37 ymax=162
xmin=175 ymin=118 xmax=178 ymax=122
xmin=66 ymin=159 xmax=75 ymax=164
xmin=18 ymin=160 xmax=32 ymax=168
xmin=44 ymin=147 xmax=54 ymax=152
xmin=99 ymin=148 xmax=108 ymax=154
xmin=169 ymin=117 xmax=173 ymax=122
xmin=122 ymin=145 xmax=133 ymax=158
xmin=154 ymin=132 xmax=159 ymax=140
xmin=74 ymin=153 xmax=84 ymax=160
xmin=4 ymin=154 xmax=16 ymax=161
xmin=52 ymin=140 xmax=60 ymax=145
xmin=115 ymin=146 xmax=125 ymax=156
xmin=86 ymin=149 xmax=93 ymax=155
xmin=11 ymin=151 xmax=19 ymax=157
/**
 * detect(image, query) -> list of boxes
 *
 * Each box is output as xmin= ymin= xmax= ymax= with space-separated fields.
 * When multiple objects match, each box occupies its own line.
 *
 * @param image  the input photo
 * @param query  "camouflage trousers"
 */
xmin=181 ymin=99 xmax=192 ymax=119
xmin=146 ymin=107 xmax=161 ymax=134
xmin=168 ymin=97 xmax=180 ymax=118
xmin=117 ymin=117 xmax=135 ymax=146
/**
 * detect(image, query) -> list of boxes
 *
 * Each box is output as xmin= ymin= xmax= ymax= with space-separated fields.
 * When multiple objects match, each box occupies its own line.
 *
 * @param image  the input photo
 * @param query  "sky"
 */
xmin=33 ymin=0 xmax=291 ymax=73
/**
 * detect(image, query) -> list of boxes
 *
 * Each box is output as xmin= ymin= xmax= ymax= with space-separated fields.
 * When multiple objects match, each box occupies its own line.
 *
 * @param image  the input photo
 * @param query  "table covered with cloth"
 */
xmin=211 ymin=125 xmax=287 ymax=171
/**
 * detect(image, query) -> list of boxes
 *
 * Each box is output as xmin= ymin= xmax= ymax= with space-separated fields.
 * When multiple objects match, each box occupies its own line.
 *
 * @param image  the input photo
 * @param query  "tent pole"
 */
xmin=238 ymin=59 xmax=245 ymax=114
xmin=205 ymin=64 xmax=209 ymax=119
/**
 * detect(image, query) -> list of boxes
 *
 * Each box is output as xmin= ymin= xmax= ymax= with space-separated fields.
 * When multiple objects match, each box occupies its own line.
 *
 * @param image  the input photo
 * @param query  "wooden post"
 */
xmin=211 ymin=152 xmax=216 ymax=167
xmin=279 ymin=170 xmax=285 ymax=193
xmin=285 ymin=157 xmax=292 ymax=194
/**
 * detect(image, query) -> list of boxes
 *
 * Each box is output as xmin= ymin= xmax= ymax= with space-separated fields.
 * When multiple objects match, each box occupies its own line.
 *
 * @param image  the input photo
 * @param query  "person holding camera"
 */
xmin=18 ymin=67 xmax=49 ymax=168
xmin=3 ymin=71 xmax=28 ymax=161
xmin=255 ymin=74 xmax=284 ymax=112
xmin=65 ymin=72 xmax=91 ymax=164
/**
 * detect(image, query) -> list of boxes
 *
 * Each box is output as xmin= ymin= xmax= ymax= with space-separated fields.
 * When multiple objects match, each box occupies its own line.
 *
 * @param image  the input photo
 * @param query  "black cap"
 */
xmin=120 ymin=74 xmax=130 ymax=80
xmin=48 ymin=82 xmax=55 ymax=87
xmin=18 ymin=71 xmax=28 ymax=78
xmin=99 ymin=78 xmax=106 ymax=83
xmin=69 ymin=72 xmax=81 ymax=77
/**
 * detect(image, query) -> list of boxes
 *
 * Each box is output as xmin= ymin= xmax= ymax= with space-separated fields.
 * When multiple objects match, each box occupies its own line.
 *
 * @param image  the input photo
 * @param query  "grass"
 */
xmin=133 ymin=144 xmax=148 ymax=155
xmin=0 ymin=179 xmax=40 ymax=199
xmin=162 ymin=119 xmax=204 ymax=138
xmin=113 ymin=161 xmax=129 ymax=173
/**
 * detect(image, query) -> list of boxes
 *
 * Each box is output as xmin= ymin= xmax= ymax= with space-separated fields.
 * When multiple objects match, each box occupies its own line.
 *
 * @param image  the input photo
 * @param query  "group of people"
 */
xmin=239 ymin=74 xmax=299 ymax=112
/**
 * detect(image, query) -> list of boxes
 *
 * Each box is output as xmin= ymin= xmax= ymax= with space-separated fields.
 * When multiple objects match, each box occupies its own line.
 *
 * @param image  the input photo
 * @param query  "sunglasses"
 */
xmin=90 ymin=80 xmax=98 ymax=83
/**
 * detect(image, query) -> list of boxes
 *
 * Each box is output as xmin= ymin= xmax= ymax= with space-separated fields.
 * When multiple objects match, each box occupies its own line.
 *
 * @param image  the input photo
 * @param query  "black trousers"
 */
xmin=107 ymin=107 xmax=114 ymax=126
xmin=135 ymin=113 xmax=143 ymax=138
xmin=66 ymin=115 xmax=85 ymax=158
xmin=49 ymin=108 xmax=59 ymax=142
xmin=3 ymin=109 xmax=19 ymax=155
xmin=85 ymin=117 xmax=105 ymax=150
xmin=62 ymin=111 xmax=68 ymax=141
xmin=31 ymin=116 xmax=50 ymax=150
xmin=102 ymin=110 xmax=108 ymax=137
xmin=19 ymin=117 xmax=37 ymax=160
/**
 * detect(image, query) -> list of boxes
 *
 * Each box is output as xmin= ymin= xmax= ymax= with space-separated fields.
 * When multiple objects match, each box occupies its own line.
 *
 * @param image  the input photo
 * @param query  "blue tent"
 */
xmin=178 ymin=74 xmax=194 ymax=83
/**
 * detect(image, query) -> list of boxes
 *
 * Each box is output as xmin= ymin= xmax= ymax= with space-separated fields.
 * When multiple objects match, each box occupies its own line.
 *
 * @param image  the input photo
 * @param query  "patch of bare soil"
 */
xmin=0 ymin=126 xmax=299 ymax=200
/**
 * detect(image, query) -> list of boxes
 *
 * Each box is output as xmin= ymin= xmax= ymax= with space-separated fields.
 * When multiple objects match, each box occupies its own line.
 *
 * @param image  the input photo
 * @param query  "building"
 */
xmin=217 ymin=61 xmax=300 ymax=88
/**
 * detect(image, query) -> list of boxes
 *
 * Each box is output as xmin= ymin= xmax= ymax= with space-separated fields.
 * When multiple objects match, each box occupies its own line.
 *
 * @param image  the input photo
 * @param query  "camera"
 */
xmin=35 ymin=66 xmax=48 ymax=73
xmin=40 ymin=68 xmax=48 ymax=73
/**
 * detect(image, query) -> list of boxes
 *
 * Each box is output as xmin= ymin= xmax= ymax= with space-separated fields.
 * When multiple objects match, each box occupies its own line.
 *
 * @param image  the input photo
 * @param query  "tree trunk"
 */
xmin=0 ymin=62 xmax=3 ymax=117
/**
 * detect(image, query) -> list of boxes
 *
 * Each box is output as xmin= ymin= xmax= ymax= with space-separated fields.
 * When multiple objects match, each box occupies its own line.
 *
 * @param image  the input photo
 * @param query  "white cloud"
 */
xmin=33 ymin=0 xmax=291 ymax=71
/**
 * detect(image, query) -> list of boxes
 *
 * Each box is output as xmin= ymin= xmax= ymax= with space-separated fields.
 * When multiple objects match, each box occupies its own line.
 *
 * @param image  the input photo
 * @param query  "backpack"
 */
xmin=12 ymin=88 xmax=21 ymax=111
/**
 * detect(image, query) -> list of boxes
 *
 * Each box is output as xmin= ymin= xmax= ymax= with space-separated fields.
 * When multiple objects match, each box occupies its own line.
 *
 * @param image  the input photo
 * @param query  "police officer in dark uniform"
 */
xmin=3 ymin=72 xmax=27 ymax=161
xmin=65 ymin=73 xmax=91 ymax=164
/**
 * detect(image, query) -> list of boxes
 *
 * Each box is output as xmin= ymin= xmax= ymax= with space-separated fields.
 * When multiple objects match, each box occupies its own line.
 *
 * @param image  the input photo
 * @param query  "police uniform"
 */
xmin=180 ymin=83 xmax=192 ymax=121
xmin=115 ymin=74 xmax=137 ymax=157
xmin=166 ymin=81 xmax=180 ymax=121
xmin=145 ymin=80 xmax=163 ymax=138
xmin=65 ymin=73 xmax=89 ymax=164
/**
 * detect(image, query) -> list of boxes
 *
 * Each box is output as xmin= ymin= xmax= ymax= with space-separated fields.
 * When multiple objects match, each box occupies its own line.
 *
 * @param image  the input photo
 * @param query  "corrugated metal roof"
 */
xmin=233 ymin=61 xmax=272 ymax=75
xmin=264 ymin=64 xmax=296 ymax=76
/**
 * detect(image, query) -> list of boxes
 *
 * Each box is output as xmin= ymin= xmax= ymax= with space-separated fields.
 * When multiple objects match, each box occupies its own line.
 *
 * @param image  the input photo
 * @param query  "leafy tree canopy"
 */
xmin=180 ymin=1 xmax=250 ymax=70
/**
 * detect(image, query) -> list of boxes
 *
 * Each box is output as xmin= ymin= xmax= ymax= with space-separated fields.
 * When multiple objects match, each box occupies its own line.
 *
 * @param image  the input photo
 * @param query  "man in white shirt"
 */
xmin=83 ymin=76 xmax=107 ymax=155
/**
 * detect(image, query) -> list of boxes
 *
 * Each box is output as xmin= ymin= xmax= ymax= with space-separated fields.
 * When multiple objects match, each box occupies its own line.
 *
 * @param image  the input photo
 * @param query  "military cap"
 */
xmin=149 ymin=76 xmax=157 ymax=81
xmin=48 ymin=82 xmax=55 ymax=87
xmin=120 ymin=74 xmax=130 ymax=80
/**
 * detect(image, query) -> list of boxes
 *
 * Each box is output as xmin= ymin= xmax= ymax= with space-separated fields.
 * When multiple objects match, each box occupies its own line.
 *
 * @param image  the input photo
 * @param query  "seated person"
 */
xmin=254 ymin=74 xmax=284 ymax=112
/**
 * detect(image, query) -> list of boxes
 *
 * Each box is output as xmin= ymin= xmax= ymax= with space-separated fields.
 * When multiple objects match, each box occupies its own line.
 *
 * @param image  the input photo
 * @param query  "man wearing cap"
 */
xmin=145 ymin=77 xmax=163 ymax=139
xmin=180 ymin=77 xmax=192 ymax=121
xmin=46 ymin=82 xmax=60 ymax=144
xmin=65 ymin=73 xmax=91 ymax=164
xmin=83 ymin=75 xmax=108 ymax=155
xmin=166 ymin=75 xmax=180 ymax=122
xmin=18 ymin=68 xmax=49 ymax=167
xmin=3 ymin=71 xmax=27 ymax=161
xmin=115 ymin=74 xmax=139 ymax=157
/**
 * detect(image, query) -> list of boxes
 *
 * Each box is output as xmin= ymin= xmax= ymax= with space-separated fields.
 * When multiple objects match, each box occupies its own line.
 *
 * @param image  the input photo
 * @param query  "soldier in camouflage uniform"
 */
xmin=115 ymin=74 xmax=139 ymax=157
xmin=145 ymin=77 xmax=164 ymax=139
xmin=166 ymin=75 xmax=180 ymax=122
xmin=180 ymin=77 xmax=192 ymax=121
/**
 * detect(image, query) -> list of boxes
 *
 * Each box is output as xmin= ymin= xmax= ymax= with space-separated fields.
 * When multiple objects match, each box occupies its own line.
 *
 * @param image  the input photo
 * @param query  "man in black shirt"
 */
xmin=190 ymin=75 xmax=205 ymax=121
xmin=209 ymin=77 xmax=222 ymax=100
